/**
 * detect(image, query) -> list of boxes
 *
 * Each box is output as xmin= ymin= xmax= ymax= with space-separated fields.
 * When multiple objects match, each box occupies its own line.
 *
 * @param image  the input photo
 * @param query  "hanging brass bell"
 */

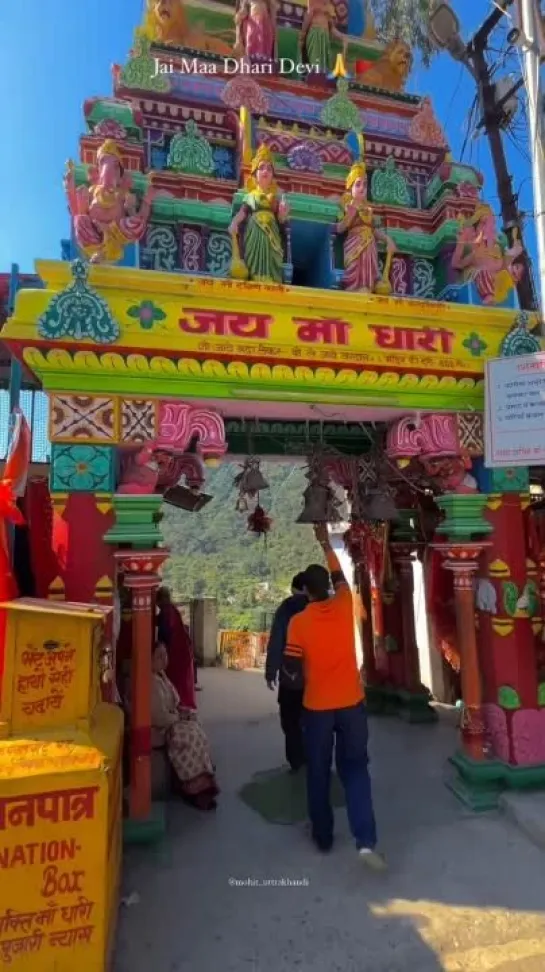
xmin=362 ymin=490 xmax=398 ymax=522
xmin=235 ymin=458 xmax=270 ymax=495
xmin=296 ymin=483 xmax=331 ymax=523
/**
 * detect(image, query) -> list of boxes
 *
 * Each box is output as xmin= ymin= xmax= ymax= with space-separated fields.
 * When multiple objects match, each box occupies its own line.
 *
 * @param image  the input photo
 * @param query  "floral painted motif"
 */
xmin=462 ymin=332 xmax=487 ymax=357
xmin=213 ymin=147 xmax=235 ymax=179
xmin=167 ymin=120 xmax=215 ymax=176
xmin=221 ymin=78 xmax=269 ymax=113
xmin=320 ymin=79 xmax=363 ymax=132
xmin=51 ymin=444 xmax=115 ymax=493
xmin=38 ymin=260 xmax=120 ymax=344
xmin=370 ymin=157 xmax=411 ymax=207
xmin=512 ymin=709 xmax=545 ymax=764
xmin=120 ymin=36 xmax=169 ymax=92
xmin=127 ymin=300 xmax=167 ymax=330
xmin=287 ymin=142 xmax=323 ymax=174
xmin=500 ymin=310 xmax=541 ymax=357
xmin=482 ymin=703 xmax=509 ymax=762
xmin=94 ymin=119 xmax=127 ymax=140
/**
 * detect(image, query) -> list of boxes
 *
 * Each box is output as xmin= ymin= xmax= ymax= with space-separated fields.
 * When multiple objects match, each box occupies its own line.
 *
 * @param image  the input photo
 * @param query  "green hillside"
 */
xmin=162 ymin=461 xmax=323 ymax=630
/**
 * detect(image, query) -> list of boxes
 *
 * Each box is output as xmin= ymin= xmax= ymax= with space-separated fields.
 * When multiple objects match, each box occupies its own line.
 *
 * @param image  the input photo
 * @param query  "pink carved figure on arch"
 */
xmin=118 ymin=445 xmax=160 ymax=495
xmin=386 ymin=414 xmax=478 ymax=494
xmin=156 ymin=453 xmax=206 ymax=491
xmin=64 ymin=139 xmax=156 ymax=264
xmin=451 ymin=204 xmax=523 ymax=305
xmin=157 ymin=403 xmax=227 ymax=461
xmin=419 ymin=455 xmax=478 ymax=494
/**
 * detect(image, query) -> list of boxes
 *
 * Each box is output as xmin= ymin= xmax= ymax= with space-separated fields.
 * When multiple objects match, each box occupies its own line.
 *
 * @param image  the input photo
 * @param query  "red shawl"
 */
xmin=159 ymin=603 xmax=197 ymax=710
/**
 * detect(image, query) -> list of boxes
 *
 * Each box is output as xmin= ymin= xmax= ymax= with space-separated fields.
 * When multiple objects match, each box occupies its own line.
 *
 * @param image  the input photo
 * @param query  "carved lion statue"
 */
xmin=356 ymin=39 xmax=413 ymax=93
xmin=144 ymin=0 xmax=232 ymax=54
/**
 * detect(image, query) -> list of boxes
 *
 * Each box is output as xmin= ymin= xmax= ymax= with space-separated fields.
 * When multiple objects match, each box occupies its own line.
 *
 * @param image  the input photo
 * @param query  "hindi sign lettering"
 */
xmin=485 ymin=352 xmax=545 ymax=467
xmin=0 ymin=778 xmax=107 ymax=968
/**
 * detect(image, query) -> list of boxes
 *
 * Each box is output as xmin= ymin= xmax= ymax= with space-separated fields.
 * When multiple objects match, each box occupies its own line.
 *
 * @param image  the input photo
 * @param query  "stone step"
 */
xmin=500 ymin=791 xmax=545 ymax=850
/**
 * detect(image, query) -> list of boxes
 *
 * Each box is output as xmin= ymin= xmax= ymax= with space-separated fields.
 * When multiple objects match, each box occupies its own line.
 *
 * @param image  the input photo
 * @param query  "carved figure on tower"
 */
xmin=451 ymin=203 xmax=523 ymax=305
xmin=234 ymin=0 xmax=277 ymax=59
xmin=145 ymin=0 xmax=188 ymax=45
xmin=229 ymin=144 xmax=289 ymax=284
xmin=336 ymin=156 xmax=396 ymax=294
xmin=65 ymin=139 xmax=156 ymax=264
xmin=354 ymin=39 xmax=412 ymax=92
xmin=300 ymin=0 xmax=347 ymax=74
xmin=142 ymin=0 xmax=232 ymax=54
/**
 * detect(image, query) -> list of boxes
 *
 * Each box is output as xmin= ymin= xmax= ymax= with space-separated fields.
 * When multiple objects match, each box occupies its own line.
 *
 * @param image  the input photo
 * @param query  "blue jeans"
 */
xmin=303 ymin=703 xmax=377 ymax=849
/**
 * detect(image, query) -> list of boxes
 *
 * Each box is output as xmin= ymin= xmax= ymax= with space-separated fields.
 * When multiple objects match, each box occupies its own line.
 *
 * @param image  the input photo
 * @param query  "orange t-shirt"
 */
xmin=285 ymin=551 xmax=365 ymax=711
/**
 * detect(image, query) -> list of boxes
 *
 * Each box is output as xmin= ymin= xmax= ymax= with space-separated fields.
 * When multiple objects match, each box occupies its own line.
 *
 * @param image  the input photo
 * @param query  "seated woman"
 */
xmin=151 ymin=641 xmax=219 ymax=811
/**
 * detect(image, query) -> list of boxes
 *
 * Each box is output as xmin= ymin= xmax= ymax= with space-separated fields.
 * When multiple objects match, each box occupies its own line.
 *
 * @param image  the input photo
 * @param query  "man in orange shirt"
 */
xmin=285 ymin=525 xmax=384 ymax=868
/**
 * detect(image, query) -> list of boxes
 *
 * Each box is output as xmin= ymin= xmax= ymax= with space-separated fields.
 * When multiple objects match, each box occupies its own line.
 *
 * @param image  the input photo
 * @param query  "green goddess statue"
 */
xmin=229 ymin=144 xmax=290 ymax=284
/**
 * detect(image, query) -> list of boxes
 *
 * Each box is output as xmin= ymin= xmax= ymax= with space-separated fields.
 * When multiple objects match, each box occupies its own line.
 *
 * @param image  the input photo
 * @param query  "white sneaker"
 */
xmin=358 ymin=848 xmax=387 ymax=871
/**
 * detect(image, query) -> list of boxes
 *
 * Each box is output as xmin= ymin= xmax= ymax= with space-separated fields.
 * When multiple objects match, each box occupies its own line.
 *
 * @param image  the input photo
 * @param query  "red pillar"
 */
xmin=436 ymin=544 xmax=489 ymax=761
xmin=116 ymin=549 xmax=168 ymax=824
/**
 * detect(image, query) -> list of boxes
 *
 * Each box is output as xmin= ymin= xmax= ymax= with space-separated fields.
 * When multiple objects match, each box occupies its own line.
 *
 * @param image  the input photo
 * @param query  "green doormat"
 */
xmin=239 ymin=766 xmax=345 ymax=825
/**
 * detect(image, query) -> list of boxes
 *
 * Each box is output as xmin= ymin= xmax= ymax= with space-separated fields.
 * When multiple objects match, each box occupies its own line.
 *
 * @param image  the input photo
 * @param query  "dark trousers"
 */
xmin=303 ymin=702 xmax=377 ymax=849
xmin=278 ymin=685 xmax=305 ymax=770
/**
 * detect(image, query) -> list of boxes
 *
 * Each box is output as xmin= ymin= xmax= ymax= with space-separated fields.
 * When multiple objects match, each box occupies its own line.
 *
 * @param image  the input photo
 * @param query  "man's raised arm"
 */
xmin=313 ymin=524 xmax=348 ymax=591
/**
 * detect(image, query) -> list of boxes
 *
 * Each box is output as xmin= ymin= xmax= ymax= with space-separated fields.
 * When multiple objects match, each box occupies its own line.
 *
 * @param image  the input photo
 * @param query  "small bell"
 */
xmin=362 ymin=490 xmax=398 ymax=522
xmin=234 ymin=457 xmax=269 ymax=496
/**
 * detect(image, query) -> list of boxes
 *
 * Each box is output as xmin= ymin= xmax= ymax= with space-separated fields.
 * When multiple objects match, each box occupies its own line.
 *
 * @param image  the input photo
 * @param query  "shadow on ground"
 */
xmin=115 ymin=670 xmax=545 ymax=972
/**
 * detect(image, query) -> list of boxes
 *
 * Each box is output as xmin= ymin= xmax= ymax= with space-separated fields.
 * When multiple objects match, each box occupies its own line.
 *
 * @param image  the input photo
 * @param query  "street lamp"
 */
xmin=429 ymin=4 xmax=477 ymax=75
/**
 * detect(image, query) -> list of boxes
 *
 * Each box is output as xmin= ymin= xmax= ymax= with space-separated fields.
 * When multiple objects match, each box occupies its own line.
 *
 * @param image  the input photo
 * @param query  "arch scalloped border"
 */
xmin=23 ymin=347 xmax=484 ymax=392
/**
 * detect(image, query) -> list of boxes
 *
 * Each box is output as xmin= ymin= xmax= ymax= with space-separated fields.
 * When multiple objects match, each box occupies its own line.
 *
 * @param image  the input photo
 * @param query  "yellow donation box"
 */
xmin=0 ymin=598 xmax=124 ymax=971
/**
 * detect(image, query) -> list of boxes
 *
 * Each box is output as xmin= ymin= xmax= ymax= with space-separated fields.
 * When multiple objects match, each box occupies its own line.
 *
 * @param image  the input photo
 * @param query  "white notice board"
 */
xmin=484 ymin=352 xmax=545 ymax=467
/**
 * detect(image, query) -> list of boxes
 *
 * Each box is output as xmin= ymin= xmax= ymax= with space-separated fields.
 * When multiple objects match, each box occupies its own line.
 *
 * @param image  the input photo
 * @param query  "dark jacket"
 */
xmin=265 ymin=594 xmax=307 ymax=685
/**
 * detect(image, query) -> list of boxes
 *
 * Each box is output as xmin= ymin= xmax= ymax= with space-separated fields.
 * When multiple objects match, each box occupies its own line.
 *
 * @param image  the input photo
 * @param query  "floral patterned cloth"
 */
xmin=152 ymin=672 xmax=218 ymax=797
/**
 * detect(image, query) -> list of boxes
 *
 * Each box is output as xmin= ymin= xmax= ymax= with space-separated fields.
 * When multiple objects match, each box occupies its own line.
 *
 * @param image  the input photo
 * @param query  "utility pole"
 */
xmin=516 ymin=0 xmax=545 ymax=314
xmin=431 ymin=0 xmax=537 ymax=311
xmin=469 ymin=8 xmax=537 ymax=311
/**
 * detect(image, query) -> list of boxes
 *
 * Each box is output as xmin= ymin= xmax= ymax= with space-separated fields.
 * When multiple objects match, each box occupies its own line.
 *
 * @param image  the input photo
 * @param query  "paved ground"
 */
xmin=115 ymin=669 xmax=545 ymax=972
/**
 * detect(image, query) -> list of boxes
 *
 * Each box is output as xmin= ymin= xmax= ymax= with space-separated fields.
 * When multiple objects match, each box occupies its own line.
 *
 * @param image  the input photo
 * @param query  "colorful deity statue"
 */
xmin=336 ymin=159 xmax=396 ymax=294
xmin=300 ymin=0 xmax=347 ymax=74
xmin=65 ymin=139 xmax=156 ymax=264
xmin=451 ymin=203 xmax=523 ymax=305
xmin=234 ymin=0 xmax=277 ymax=59
xmin=228 ymin=144 xmax=289 ymax=284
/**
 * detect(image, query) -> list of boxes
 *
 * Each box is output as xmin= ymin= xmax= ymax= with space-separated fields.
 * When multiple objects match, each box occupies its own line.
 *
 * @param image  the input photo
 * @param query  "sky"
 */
xmin=0 ymin=0 xmax=534 ymax=273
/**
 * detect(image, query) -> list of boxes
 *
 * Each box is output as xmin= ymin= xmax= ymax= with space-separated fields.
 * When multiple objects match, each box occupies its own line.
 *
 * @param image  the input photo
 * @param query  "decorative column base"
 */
xmin=396 ymin=687 xmax=438 ymax=723
xmin=105 ymin=494 xmax=163 ymax=547
xmin=123 ymin=802 xmax=166 ymax=845
xmin=446 ymin=752 xmax=503 ymax=812
xmin=365 ymin=684 xmax=391 ymax=715
xmin=447 ymin=751 xmax=545 ymax=811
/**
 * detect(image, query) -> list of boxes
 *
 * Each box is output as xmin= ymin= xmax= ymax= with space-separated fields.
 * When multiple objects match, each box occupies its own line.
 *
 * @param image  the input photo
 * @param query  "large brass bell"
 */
xmin=361 ymin=489 xmax=398 ymax=522
xmin=297 ymin=482 xmax=343 ymax=523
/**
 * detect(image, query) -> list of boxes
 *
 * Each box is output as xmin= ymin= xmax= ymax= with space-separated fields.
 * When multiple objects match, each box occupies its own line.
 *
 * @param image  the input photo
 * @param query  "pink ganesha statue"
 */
xmin=451 ymin=203 xmax=523 ymax=305
xmin=64 ymin=139 xmax=156 ymax=264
